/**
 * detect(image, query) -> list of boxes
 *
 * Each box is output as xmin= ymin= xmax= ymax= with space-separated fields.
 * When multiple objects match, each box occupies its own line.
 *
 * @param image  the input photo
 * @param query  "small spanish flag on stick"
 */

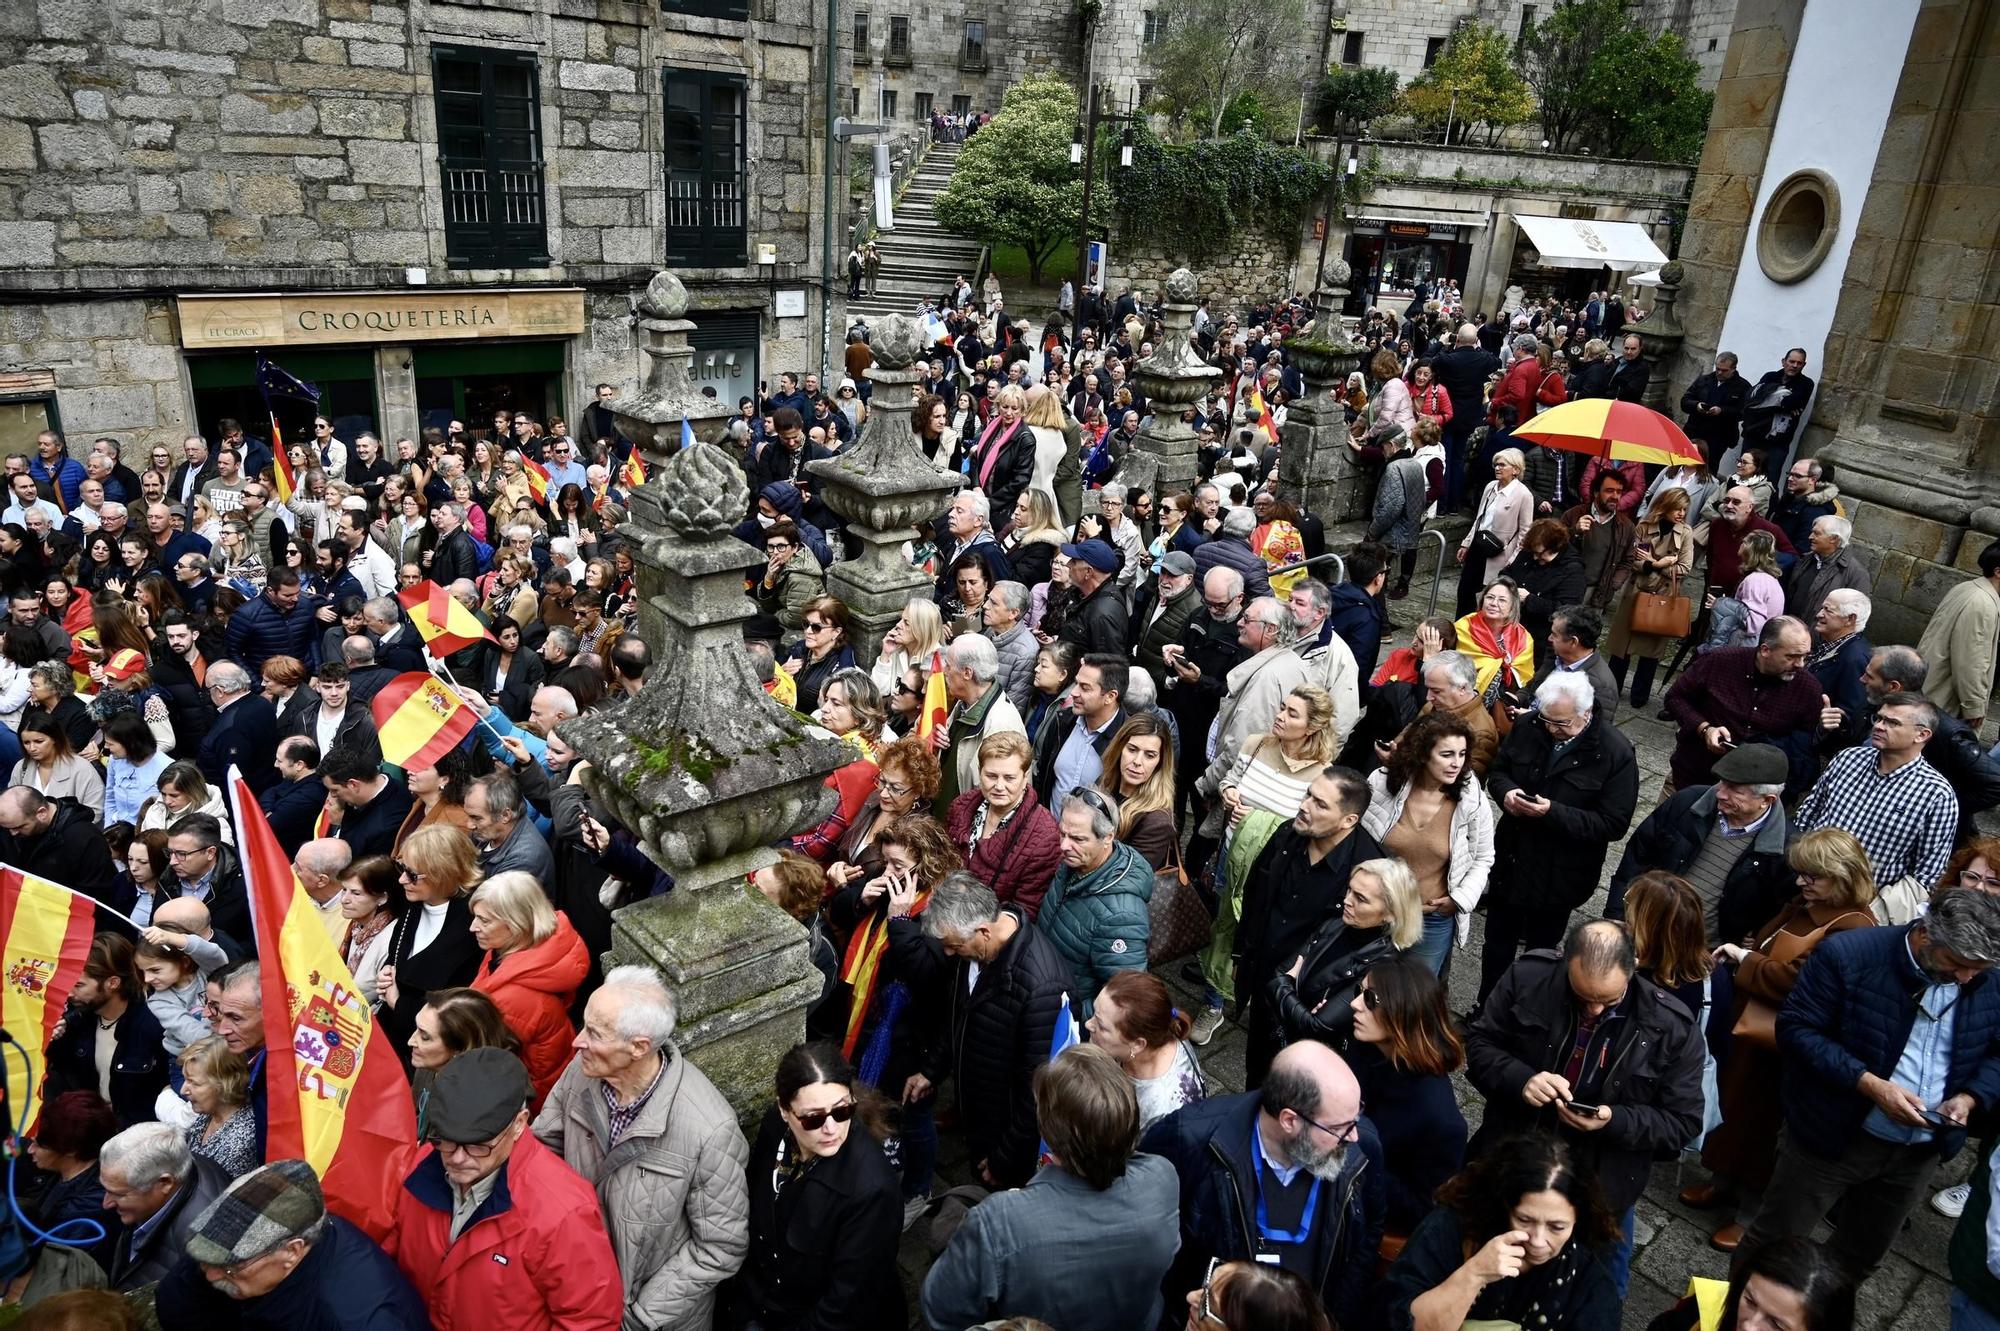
xmin=523 ymin=457 xmax=551 ymax=506
xmin=621 ymin=449 xmax=647 ymax=491
xmin=917 ymin=647 xmax=950 ymax=744
xmin=397 ymin=579 xmax=497 ymax=658
xmin=370 ymin=672 xmax=479 ymax=771
xmin=0 ymin=867 xmax=98 ymax=1134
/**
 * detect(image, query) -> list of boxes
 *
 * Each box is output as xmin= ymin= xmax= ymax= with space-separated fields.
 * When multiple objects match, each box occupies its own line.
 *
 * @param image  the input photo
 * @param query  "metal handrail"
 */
xmin=1290 ymin=550 xmax=1346 ymax=587
xmin=1419 ymin=528 xmax=1451 ymax=619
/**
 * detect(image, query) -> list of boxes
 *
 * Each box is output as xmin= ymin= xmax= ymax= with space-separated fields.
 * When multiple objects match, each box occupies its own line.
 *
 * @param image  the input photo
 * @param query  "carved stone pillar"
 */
xmin=607 ymin=271 xmax=738 ymax=648
xmin=1276 ymin=334 xmax=1367 ymax=522
xmin=1128 ymin=268 xmax=1222 ymax=502
xmin=1634 ymin=261 xmax=1688 ymax=417
xmin=807 ymin=315 xmax=964 ymax=663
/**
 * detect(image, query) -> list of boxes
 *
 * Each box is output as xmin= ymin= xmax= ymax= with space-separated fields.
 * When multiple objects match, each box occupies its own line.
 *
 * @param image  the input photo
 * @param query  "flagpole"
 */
xmin=1 ymin=860 xmax=146 ymax=933
xmin=425 ymin=657 xmax=517 ymax=748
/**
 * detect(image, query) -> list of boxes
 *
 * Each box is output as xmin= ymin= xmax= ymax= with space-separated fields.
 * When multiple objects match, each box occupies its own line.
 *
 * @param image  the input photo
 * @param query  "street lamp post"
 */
xmin=1071 ymin=84 xmax=1139 ymax=330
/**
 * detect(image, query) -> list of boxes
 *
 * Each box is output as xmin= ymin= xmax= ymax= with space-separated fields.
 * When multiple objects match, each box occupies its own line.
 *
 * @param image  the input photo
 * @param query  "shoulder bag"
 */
xmin=1731 ymin=910 xmax=1872 ymax=1049
xmin=1146 ymin=832 xmax=1211 ymax=964
xmin=1631 ymin=569 xmax=1693 ymax=639
xmin=1467 ymin=489 xmax=1505 ymax=563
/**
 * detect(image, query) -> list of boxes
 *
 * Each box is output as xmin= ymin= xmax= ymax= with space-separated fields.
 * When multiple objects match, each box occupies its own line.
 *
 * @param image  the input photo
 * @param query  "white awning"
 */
xmin=1629 ymin=269 xmax=1665 ymax=287
xmin=1512 ymin=215 xmax=1669 ymax=271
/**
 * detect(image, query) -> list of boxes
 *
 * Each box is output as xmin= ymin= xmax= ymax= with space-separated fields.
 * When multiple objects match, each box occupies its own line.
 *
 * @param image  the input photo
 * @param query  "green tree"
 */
xmin=1515 ymin=0 xmax=1624 ymax=153
xmin=1589 ymin=27 xmax=1712 ymax=162
xmin=1518 ymin=1 xmax=1712 ymax=161
xmin=1399 ymin=23 xmax=1533 ymax=145
xmin=1314 ymin=66 xmax=1400 ymax=134
xmin=932 ymin=74 xmax=1102 ymax=285
xmin=1146 ymin=0 xmax=1312 ymax=140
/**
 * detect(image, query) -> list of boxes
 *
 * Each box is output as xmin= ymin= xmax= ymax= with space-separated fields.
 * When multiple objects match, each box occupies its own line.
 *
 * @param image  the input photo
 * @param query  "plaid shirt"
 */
xmin=601 ymin=1054 xmax=670 ymax=1147
xmin=1795 ymin=746 xmax=1957 ymax=890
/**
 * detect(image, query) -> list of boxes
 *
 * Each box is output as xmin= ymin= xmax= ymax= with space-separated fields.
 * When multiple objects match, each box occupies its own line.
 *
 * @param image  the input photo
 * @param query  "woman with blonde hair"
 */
xmin=965 ymin=382 xmax=1036 ymax=522
xmin=1605 ymin=483 xmax=1696 ymax=708
xmin=377 ymin=824 xmax=484 ymax=1064
xmin=1260 ymin=856 xmax=1424 ymax=1082
xmin=1003 ymin=488 xmax=1066 ymax=589
xmin=1455 ymin=446 xmax=1533 ymax=616
xmin=1208 ymin=684 xmax=1339 ymax=838
xmin=871 ymin=597 xmax=946 ymax=695
xmin=177 ymin=1035 xmax=258 ymax=1178
xmin=468 ymin=870 xmax=590 ymax=1106
xmin=1453 ymin=578 xmax=1536 ymax=700
xmin=1722 ymin=528 xmax=1785 ymax=643
xmin=1694 ymin=827 xmax=1878 ymax=1250
xmin=1020 ymin=383 xmax=1071 ymax=516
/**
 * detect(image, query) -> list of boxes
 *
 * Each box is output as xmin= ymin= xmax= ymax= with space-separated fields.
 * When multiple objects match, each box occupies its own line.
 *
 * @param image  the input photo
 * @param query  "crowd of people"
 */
xmin=5 ymin=277 xmax=1996 ymax=1331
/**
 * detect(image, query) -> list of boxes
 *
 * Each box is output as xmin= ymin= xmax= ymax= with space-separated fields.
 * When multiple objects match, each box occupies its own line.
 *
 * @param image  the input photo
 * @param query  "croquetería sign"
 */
xmin=176 ymin=288 xmax=585 ymax=349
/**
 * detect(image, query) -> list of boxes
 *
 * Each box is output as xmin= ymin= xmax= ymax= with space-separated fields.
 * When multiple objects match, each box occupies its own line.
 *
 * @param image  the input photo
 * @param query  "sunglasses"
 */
xmin=395 ymin=861 xmax=424 ymax=881
xmin=1358 ymin=986 xmax=1381 ymax=1011
xmin=789 ymin=1100 xmax=855 ymax=1132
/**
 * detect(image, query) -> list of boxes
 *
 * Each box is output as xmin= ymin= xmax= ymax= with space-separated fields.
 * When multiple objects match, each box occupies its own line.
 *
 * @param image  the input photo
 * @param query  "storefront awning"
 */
xmin=1348 ymin=207 xmax=1491 ymax=229
xmin=1512 ymin=215 xmax=1668 ymax=271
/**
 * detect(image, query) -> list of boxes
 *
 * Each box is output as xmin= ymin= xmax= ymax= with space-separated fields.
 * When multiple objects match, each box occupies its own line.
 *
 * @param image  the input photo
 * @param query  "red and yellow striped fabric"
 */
xmin=621 ymin=450 xmax=647 ymax=491
xmin=1512 ymin=398 xmax=1703 ymax=468
xmin=0 ymin=867 xmax=97 ymax=1133
xmin=269 ymin=413 xmax=298 ymax=503
xmin=370 ymin=671 xmax=477 ymax=771
xmin=397 ymin=579 xmax=496 ymax=657
xmin=230 ymin=771 xmax=414 ymax=1242
xmin=523 ymin=457 xmax=551 ymax=505
xmin=918 ymin=648 xmax=949 ymax=744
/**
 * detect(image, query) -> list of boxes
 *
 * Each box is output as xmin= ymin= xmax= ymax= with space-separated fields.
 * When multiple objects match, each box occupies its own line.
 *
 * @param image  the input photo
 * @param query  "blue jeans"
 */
xmin=1408 ymin=912 xmax=1454 ymax=976
xmin=1603 ymin=1206 xmax=1635 ymax=1298
xmin=1955 ymin=1288 xmax=2000 ymax=1331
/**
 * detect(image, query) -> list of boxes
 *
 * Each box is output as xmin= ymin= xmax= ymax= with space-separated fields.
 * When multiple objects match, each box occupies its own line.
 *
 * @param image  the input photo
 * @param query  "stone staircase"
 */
xmin=847 ymin=140 xmax=985 ymax=323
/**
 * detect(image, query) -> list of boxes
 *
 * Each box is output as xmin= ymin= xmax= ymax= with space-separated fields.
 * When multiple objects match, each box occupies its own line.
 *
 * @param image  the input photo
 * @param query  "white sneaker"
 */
xmin=902 ymin=1192 xmax=930 ymax=1231
xmin=1934 ymin=1182 xmax=1972 ymax=1219
xmin=1190 ymin=1004 xmax=1227 ymax=1047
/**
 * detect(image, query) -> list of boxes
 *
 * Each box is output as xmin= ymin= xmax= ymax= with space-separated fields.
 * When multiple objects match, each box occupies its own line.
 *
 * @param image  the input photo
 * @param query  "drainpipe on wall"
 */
xmin=820 ymin=0 xmax=840 ymax=382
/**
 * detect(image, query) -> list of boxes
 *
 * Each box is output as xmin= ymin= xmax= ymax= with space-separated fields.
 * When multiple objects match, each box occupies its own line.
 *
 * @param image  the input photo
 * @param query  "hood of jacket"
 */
xmin=485 ymin=911 xmax=590 ymax=998
xmin=759 ymin=481 xmax=806 ymax=520
xmin=1055 ymin=837 xmax=1154 ymax=903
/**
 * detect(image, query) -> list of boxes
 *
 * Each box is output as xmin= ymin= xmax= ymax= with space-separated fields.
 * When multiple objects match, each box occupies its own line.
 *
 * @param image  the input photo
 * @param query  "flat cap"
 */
xmin=426 ymin=1047 xmax=530 ymax=1145
xmin=186 ymin=1159 xmax=325 ymax=1267
xmin=1711 ymin=742 xmax=1788 ymax=787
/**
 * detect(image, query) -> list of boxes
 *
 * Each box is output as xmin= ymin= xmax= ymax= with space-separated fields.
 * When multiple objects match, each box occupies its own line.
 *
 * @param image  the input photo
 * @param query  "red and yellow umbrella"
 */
xmin=1511 ymin=398 xmax=1702 ymax=468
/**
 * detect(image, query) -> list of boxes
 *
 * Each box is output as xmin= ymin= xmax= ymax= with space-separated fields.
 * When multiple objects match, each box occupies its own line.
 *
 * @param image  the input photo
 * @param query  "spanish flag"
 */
xmin=0 ymin=867 xmax=96 ymax=1134
xmin=397 ymin=579 xmax=497 ymax=657
xmin=621 ymin=449 xmax=646 ymax=491
xmin=270 ymin=415 xmax=298 ymax=503
xmin=370 ymin=671 xmax=477 ymax=771
xmin=917 ymin=647 xmax=950 ymax=744
xmin=1247 ymin=384 xmax=1278 ymax=444
xmin=523 ymin=457 xmax=551 ymax=506
xmin=229 ymin=769 xmax=413 ymax=1242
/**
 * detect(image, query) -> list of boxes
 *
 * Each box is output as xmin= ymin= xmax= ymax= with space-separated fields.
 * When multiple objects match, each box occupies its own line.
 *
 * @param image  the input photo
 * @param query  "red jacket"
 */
xmin=387 ymin=1131 xmax=623 ymax=1331
xmin=472 ymin=912 xmax=591 ymax=1107
xmin=1490 ymin=357 xmax=1541 ymax=428
xmin=943 ymin=788 xmax=1063 ymax=920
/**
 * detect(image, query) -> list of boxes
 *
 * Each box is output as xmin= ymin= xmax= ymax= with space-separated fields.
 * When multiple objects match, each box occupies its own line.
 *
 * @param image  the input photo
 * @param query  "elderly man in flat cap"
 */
xmin=385 ymin=1046 xmax=624 ymax=1330
xmin=153 ymin=1158 xmax=426 ymax=1329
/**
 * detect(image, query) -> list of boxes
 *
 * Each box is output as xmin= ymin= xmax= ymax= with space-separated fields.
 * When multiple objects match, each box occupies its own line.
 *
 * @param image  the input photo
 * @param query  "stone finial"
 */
xmin=1659 ymin=260 xmax=1685 ymax=285
xmin=872 ymin=313 xmax=925 ymax=369
xmin=1164 ymin=267 xmax=1198 ymax=304
xmin=638 ymin=270 xmax=690 ymax=320
xmin=1327 ymin=257 xmax=1352 ymax=286
xmin=658 ymin=440 xmax=749 ymax=540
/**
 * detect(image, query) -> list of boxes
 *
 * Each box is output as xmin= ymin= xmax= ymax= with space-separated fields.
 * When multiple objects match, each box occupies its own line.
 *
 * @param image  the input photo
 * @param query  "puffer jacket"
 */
xmin=945 ymin=788 xmax=1063 ymax=920
xmin=989 ymin=621 xmax=1040 ymax=714
xmin=1466 ymin=950 xmax=1704 ymax=1215
xmin=532 ymin=1045 xmax=752 ymax=1331
xmin=224 ymin=585 xmax=323 ymax=674
xmin=387 ymin=1131 xmax=624 ymax=1331
xmin=1486 ymin=709 xmax=1639 ymax=915
xmin=1368 ymin=452 xmax=1431 ymax=554
xmin=1362 ymin=766 xmax=1496 ymax=945
xmin=1135 ymin=579 xmax=1202 ymax=690
xmin=1779 ymin=923 xmax=2000 ymax=1162
xmin=1191 ymin=534 xmax=1272 ymax=603
xmin=1034 ymin=838 xmax=1154 ymax=1016
xmin=926 ymin=908 xmax=1075 ymax=1188
xmin=471 ymin=911 xmax=591 ymax=1107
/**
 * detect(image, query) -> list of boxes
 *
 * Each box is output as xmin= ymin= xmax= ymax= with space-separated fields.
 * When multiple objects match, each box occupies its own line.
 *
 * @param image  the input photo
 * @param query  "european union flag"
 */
xmin=255 ymin=353 xmax=321 ymax=407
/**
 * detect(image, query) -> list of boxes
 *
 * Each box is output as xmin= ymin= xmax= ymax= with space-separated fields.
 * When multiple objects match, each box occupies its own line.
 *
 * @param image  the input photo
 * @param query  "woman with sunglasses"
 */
xmin=1186 ymin=1260 xmax=1331 ymax=1331
xmin=1380 ymin=1134 xmax=1620 ymax=1331
xmin=337 ymin=854 xmax=407 ymax=1006
xmin=1260 ymin=856 xmax=1423 ymax=1083
xmin=721 ymin=1041 xmax=904 ymax=1331
xmin=783 ymin=595 xmax=855 ymax=714
xmin=376 ymin=825 xmax=485 ymax=1068
xmin=1344 ymin=957 xmax=1468 ymax=1234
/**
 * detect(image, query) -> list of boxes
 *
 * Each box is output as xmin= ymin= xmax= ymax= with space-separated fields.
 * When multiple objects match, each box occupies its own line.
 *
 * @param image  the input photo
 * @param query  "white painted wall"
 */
xmin=1711 ymin=0 xmax=1919 ymax=390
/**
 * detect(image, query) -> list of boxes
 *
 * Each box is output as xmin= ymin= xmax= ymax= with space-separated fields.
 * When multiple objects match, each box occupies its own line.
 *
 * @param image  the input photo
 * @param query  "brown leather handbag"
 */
xmin=1631 ymin=573 xmax=1693 ymax=639
xmin=1146 ymin=836 xmax=1211 ymax=964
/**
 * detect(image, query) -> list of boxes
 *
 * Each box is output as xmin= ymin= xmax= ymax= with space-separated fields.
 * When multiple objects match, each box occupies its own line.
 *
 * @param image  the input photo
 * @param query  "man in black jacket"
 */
xmin=44 ymin=932 xmax=169 ymax=1126
xmin=158 ymin=813 xmax=252 ymax=943
xmin=921 ymin=870 xmax=1075 ymax=1189
xmin=1604 ymin=743 xmax=1794 ymax=946
xmin=1479 ymin=672 xmax=1639 ymax=1001
xmin=260 ymin=736 xmax=327 ymax=858
xmin=1142 ymin=1040 xmax=1386 ymax=1331
xmin=1430 ymin=326 xmax=1502 ymax=511
xmin=1681 ymin=352 xmax=1751 ymax=471
xmin=1466 ymin=919 xmax=1703 ymax=1294
xmin=1742 ymin=347 xmax=1815 ymax=484
xmin=1233 ymin=766 xmax=1380 ymax=1077
xmin=1608 ymin=332 xmax=1650 ymax=403
xmin=0 ymin=787 xmax=128 ymax=918
xmin=318 ymin=740 xmax=414 ymax=861
xmin=196 ymin=662 xmax=279 ymax=795
xmin=101 ymin=1122 xmax=231 ymax=1292
xmin=427 ymin=500 xmax=481 ymax=586
xmin=1056 ymin=539 xmax=1128 ymax=658
xmin=152 ymin=613 xmax=217 ymax=756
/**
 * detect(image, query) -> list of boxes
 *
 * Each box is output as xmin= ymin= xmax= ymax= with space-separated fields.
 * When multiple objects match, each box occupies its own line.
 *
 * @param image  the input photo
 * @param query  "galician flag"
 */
xmin=0 ymin=867 xmax=97 ymax=1134
xmin=229 ymin=769 xmax=413 ymax=1242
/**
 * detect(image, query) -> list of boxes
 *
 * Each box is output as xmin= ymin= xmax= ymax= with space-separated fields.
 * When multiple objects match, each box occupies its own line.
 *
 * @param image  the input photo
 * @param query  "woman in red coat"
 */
xmin=468 ymin=871 xmax=591 ymax=1107
xmin=942 ymin=731 xmax=1062 ymax=920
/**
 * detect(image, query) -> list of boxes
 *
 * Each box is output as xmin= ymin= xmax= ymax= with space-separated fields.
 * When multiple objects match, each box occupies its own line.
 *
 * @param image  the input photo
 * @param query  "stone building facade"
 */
xmin=0 ymin=0 xmax=852 ymax=457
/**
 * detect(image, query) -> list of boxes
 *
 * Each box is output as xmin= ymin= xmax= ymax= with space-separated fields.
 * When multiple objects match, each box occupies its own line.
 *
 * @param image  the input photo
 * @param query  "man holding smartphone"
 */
xmin=1465 ymin=918 xmax=1704 ymax=1296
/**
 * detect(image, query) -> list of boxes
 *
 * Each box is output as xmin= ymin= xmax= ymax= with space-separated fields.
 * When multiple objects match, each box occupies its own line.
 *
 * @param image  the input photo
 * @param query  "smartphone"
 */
xmin=1564 ymin=1100 xmax=1604 ymax=1117
xmin=1919 ymin=1108 xmax=1952 ymax=1127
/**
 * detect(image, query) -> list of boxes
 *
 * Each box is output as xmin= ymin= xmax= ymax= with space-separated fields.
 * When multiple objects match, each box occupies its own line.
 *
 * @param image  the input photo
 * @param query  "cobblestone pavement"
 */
xmin=896 ymin=534 xmax=1962 ymax=1329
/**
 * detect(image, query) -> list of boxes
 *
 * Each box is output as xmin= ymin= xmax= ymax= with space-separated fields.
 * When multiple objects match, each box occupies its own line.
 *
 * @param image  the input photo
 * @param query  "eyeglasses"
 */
xmin=1197 ymin=1257 xmax=1228 ymax=1324
xmin=395 ymin=861 xmax=425 ymax=881
xmin=1538 ymin=711 xmax=1586 ymax=735
xmin=802 ymin=619 xmax=829 ymax=633
xmin=1296 ymin=1108 xmax=1363 ymax=1141
xmin=1069 ymin=786 xmax=1112 ymax=819
xmin=788 ymin=1100 xmax=855 ymax=1132
xmin=877 ymin=776 xmax=911 ymax=798
xmin=893 ymin=681 xmax=922 ymax=699
xmin=428 ymin=1133 xmax=504 ymax=1160
xmin=1960 ymin=869 xmax=2000 ymax=890
xmin=1358 ymin=986 xmax=1381 ymax=1011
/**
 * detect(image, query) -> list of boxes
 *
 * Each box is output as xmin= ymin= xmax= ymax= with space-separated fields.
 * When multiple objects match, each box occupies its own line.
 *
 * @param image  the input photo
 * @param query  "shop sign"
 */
xmin=1353 ymin=220 xmax=1467 ymax=241
xmin=176 ymin=289 xmax=587 ymax=350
